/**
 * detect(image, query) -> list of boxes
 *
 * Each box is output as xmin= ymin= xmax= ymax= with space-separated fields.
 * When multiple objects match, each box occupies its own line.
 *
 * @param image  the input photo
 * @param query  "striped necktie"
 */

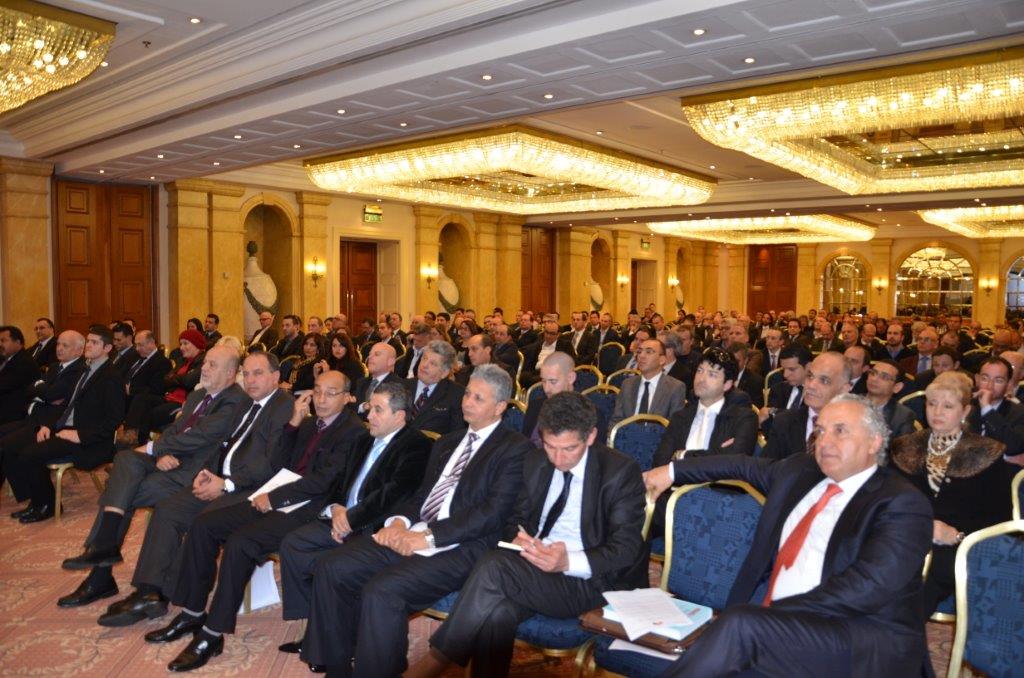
xmin=420 ymin=432 xmax=478 ymax=523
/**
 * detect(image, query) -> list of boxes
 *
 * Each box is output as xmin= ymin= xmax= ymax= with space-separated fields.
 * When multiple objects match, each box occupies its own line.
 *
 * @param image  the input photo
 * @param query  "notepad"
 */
xmin=602 ymin=595 xmax=713 ymax=641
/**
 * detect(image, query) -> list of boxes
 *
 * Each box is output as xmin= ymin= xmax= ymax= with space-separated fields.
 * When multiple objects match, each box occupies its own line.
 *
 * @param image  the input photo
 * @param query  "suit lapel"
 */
xmin=530 ymin=462 xmax=556 ymax=534
xmin=579 ymin=449 xmax=600 ymax=549
xmin=823 ymin=467 xmax=883 ymax=569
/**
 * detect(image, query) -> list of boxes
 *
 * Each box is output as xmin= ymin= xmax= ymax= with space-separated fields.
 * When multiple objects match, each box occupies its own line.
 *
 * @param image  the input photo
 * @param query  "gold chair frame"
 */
xmin=607 ymin=414 xmax=670 ymax=450
xmin=1012 ymin=468 xmax=1023 ymax=521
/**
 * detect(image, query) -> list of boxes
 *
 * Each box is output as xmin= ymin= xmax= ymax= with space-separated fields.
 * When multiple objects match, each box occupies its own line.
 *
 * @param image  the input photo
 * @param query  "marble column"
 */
xmin=725 ymin=244 xmax=746 ymax=313
xmin=976 ymin=239 xmax=1003 ymax=327
xmin=795 ymin=244 xmax=818 ymax=315
xmin=296 ymin=191 xmax=333 ymax=321
xmin=869 ymin=239 xmax=893 ymax=317
xmin=166 ymin=180 xmax=212 ymax=334
xmin=471 ymin=212 xmax=500 ymax=315
xmin=612 ymin=230 xmax=632 ymax=320
xmin=556 ymin=227 xmax=595 ymax=318
xmin=207 ymin=183 xmax=246 ymax=338
xmin=0 ymin=157 xmax=53 ymax=330
xmin=494 ymin=215 xmax=524 ymax=314
xmin=412 ymin=206 xmax=444 ymax=313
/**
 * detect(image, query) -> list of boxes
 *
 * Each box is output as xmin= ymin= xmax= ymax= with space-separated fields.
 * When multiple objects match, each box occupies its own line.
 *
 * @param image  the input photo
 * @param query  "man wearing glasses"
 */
xmin=864 ymin=359 xmax=916 ymax=439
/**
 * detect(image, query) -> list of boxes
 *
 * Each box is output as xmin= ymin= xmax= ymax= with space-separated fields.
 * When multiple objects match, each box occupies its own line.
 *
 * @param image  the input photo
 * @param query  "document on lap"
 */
xmin=602 ymin=588 xmax=694 ymax=641
xmin=248 ymin=468 xmax=309 ymax=514
xmin=602 ymin=596 xmax=712 ymax=641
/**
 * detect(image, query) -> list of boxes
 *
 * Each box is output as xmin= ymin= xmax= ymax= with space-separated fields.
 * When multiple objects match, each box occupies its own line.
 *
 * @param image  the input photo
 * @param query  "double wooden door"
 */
xmin=52 ymin=180 xmax=155 ymax=333
xmin=521 ymin=226 xmax=555 ymax=313
xmin=339 ymin=240 xmax=377 ymax=323
xmin=747 ymin=244 xmax=796 ymax=315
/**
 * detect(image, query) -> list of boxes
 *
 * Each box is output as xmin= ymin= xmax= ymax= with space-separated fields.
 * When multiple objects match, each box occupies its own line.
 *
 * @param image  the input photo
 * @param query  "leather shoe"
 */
xmin=168 ymin=630 xmax=223 ymax=672
xmin=145 ymin=611 xmax=206 ymax=643
xmin=62 ymin=545 xmax=124 ymax=570
xmin=97 ymin=590 xmax=168 ymax=627
xmin=9 ymin=504 xmax=32 ymax=519
xmin=278 ymin=639 xmax=303 ymax=654
xmin=19 ymin=503 xmax=57 ymax=523
xmin=308 ymin=663 xmax=326 ymax=673
xmin=57 ymin=579 xmax=118 ymax=608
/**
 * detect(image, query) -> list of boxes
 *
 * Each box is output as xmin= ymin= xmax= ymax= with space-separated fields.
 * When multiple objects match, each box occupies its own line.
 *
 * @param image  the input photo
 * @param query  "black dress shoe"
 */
xmin=9 ymin=504 xmax=32 ymax=519
xmin=168 ymin=630 xmax=224 ymax=672
xmin=308 ymin=663 xmax=326 ymax=673
xmin=19 ymin=503 xmax=57 ymax=523
xmin=57 ymin=579 xmax=119 ymax=608
xmin=279 ymin=639 xmax=303 ymax=654
xmin=97 ymin=590 xmax=168 ymax=627
xmin=145 ymin=611 xmax=206 ymax=643
xmin=62 ymin=545 xmax=124 ymax=570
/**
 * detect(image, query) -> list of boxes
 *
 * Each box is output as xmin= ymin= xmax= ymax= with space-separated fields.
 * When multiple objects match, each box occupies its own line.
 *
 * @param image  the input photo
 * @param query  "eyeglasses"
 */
xmin=867 ymin=368 xmax=897 ymax=382
xmin=313 ymin=389 xmax=346 ymax=397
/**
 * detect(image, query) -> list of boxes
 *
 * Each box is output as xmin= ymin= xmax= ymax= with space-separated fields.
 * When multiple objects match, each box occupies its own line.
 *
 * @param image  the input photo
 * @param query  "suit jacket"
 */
xmin=758 ymin=349 xmax=784 ymax=375
xmin=111 ymin=346 xmax=140 ymax=377
xmin=395 ymin=347 xmax=424 ymax=380
xmin=882 ymin=397 xmax=917 ymax=440
xmin=849 ymin=373 xmax=869 ymax=395
xmin=898 ymin=353 xmax=935 ymax=377
xmin=393 ymin=424 xmax=533 ymax=547
xmin=670 ymin=453 xmax=933 ymax=677
xmin=566 ymin=329 xmax=599 ymax=366
xmin=205 ymin=388 xmax=294 ymax=492
xmin=493 ymin=341 xmax=521 ymax=373
xmin=28 ymin=338 xmax=56 ymax=369
xmin=514 ymin=327 xmax=540 ymax=349
xmin=521 ymin=392 xmax=547 ymax=442
xmin=521 ymin=337 xmax=577 ymax=377
xmin=810 ymin=337 xmax=843 ymax=353
xmin=0 ymin=349 xmax=40 ymax=424
xmin=608 ymin=373 xmax=685 ymax=428
xmin=204 ymin=330 xmax=223 ymax=346
xmin=507 ymin=443 xmax=647 ymax=591
xmin=350 ymin=372 xmax=404 ymax=418
xmin=405 ymin=378 xmax=465 ymax=435
xmin=249 ymin=326 xmax=278 ymax=350
xmin=654 ymin=391 xmax=759 ymax=465
xmin=735 ymin=369 xmax=764 ymax=408
xmin=453 ymin=360 xmax=515 ymax=388
xmin=594 ymin=327 xmax=621 ymax=348
xmin=126 ymin=351 xmax=172 ymax=400
xmin=767 ymin=382 xmax=800 ymax=411
xmin=57 ymin=359 xmax=126 ymax=468
xmin=271 ymin=333 xmax=305 ymax=360
xmin=152 ymin=384 xmax=249 ymax=474
xmin=26 ymin=357 xmax=87 ymax=427
xmin=319 ymin=424 xmax=432 ymax=534
xmin=873 ymin=344 xmax=916 ymax=363
xmin=761 ymin=404 xmax=810 ymax=461
xmin=967 ymin=397 xmax=1024 ymax=458
xmin=268 ymin=409 xmax=368 ymax=518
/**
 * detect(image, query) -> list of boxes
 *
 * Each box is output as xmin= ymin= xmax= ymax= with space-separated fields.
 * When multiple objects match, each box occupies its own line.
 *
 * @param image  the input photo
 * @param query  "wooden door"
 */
xmin=747 ymin=244 xmax=796 ymax=315
xmin=53 ymin=181 xmax=156 ymax=334
xmin=521 ymin=227 xmax=554 ymax=313
xmin=339 ymin=240 xmax=377 ymax=323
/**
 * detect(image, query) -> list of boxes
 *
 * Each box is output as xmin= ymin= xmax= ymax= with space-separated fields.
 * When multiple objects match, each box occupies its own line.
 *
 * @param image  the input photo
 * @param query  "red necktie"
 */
xmin=180 ymin=395 xmax=213 ymax=432
xmin=763 ymin=482 xmax=843 ymax=606
xmin=294 ymin=418 xmax=327 ymax=476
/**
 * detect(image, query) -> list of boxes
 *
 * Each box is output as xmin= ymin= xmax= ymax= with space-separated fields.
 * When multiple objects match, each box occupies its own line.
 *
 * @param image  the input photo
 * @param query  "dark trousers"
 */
xmin=125 ymin=396 xmax=180 ymax=442
xmin=664 ymin=605 xmax=853 ymax=677
xmin=0 ymin=421 xmax=38 ymax=487
xmin=279 ymin=519 xmax=341 ymax=621
xmin=431 ymin=550 xmax=604 ymax=678
xmin=302 ymin=534 xmax=486 ymax=675
xmin=4 ymin=436 xmax=80 ymax=505
xmin=922 ymin=545 xmax=955 ymax=615
xmin=171 ymin=500 xmax=308 ymax=633
xmin=131 ymin=486 xmax=244 ymax=595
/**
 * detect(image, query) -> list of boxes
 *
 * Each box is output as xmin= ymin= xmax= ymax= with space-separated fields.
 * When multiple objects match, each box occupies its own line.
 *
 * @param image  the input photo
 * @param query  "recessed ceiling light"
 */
xmin=785 ymin=211 xmax=791 ymax=216
xmin=293 ymin=144 xmax=301 ymax=149
xmin=876 ymin=207 xmax=882 ymax=211
xmin=100 ymin=61 xmax=108 ymax=67
xmin=336 ymin=108 xmax=346 ymax=115
xmin=981 ymin=202 xmax=987 ymax=206
xmin=743 ymin=57 xmax=756 ymax=64
xmin=233 ymin=134 xmax=242 ymax=139
xmin=156 ymin=154 xmax=164 ymax=158
xmin=98 ymin=169 xmax=105 ymax=173
xmin=595 ymin=130 xmax=604 ymax=135
xmin=481 ymin=74 xmax=492 ymax=81
xmin=543 ymin=93 xmax=554 ymax=100
xmin=770 ymin=208 xmax=775 ymax=212
xmin=748 ymin=176 xmax=755 ymax=180
xmin=399 ymin=122 xmax=408 ymax=127
xmin=189 ymin=17 xmax=201 ymax=24
xmin=974 ymin=198 xmax=981 ymax=202
xmin=692 ymin=28 xmax=706 ymax=36
xmin=212 ymin=161 xmax=220 ymax=166
xmin=865 ymin=204 xmax=870 ymax=207
xmin=709 ymin=164 xmax=716 ymax=169
xmin=149 ymin=176 xmax=155 ymax=180
xmin=1004 ymin=144 xmax=1010 ymax=150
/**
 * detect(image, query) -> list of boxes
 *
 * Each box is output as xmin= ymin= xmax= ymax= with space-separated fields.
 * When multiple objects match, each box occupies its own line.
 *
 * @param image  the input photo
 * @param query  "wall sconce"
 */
xmin=616 ymin=274 xmax=630 ymax=289
xmin=872 ymin=277 xmax=888 ymax=294
xmin=306 ymin=256 xmax=326 ymax=287
xmin=667 ymin=276 xmax=680 ymax=287
xmin=980 ymin=277 xmax=997 ymax=296
xmin=421 ymin=263 xmax=439 ymax=289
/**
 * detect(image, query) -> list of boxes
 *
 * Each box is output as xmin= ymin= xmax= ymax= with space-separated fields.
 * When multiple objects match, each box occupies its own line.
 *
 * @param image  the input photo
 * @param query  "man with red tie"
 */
xmin=644 ymin=394 xmax=933 ymax=677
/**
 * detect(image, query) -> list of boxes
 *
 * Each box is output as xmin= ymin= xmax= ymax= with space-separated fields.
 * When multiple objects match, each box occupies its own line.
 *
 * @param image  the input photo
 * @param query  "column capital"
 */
xmin=0 ymin=156 xmax=53 ymax=176
xmin=167 ymin=178 xmax=245 ymax=197
xmin=295 ymin=191 xmax=333 ymax=207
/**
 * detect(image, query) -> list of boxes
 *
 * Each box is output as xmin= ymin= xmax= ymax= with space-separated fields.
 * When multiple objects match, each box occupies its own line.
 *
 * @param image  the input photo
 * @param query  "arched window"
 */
xmin=822 ymin=255 xmax=867 ymax=314
xmin=1006 ymin=255 xmax=1024 ymax=315
xmin=895 ymin=246 xmax=973 ymax=317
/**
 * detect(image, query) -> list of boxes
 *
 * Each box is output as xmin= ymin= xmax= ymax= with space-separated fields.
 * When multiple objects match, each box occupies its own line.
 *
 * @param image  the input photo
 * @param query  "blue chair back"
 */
xmin=584 ymin=386 xmax=618 ymax=443
xmin=607 ymin=368 xmax=639 ymax=390
xmin=899 ymin=391 xmax=926 ymax=428
xmin=573 ymin=366 xmax=601 ymax=392
xmin=608 ymin=415 xmax=669 ymax=472
xmin=949 ymin=520 xmax=1024 ymax=678
xmin=598 ymin=343 xmax=625 ymax=375
xmin=502 ymin=400 xmax=526 ymax=433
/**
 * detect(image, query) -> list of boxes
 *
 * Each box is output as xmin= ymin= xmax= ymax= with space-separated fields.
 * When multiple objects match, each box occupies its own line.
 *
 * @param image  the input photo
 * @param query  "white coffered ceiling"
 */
xmin=2 ymin=0 xmax=1023 ymax=228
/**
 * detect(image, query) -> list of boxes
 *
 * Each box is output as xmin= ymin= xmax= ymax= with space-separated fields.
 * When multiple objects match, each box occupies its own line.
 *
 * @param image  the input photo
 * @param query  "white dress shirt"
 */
xmin=346 ymin=427 xmax=399 ymax=508
xmin=684 ymin=397 xmax=726 ymax=452
xmin=406 ymin=348 xmax=423 ymax=378
xmin=770 ymin=465 xmax=877 ymax=601
xmin=537 ymin=340 xmax=557 ymax=369
xmin=633 ymin=372 xmax=663 ymax=416
xmin=222 ymin=391 xmax=277 ymax=492
xmin=537 ymin=450 xmax=591 ymax=579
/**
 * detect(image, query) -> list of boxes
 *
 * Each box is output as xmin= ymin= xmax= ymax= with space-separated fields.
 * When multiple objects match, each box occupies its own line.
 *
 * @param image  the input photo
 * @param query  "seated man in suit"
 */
xmin=522 ymin=351 xmax=576 ymax=445
xmin=727 ymin=342 xmax=764 ymax=408
xmin=594 ymin=312 xmax=620 ymax=348
xmin=455 ymin=334 xmax=515 ymax=388
xmin=350 ymin=342 xmax=400 ymax=418
xmin=644 ymin=394 xmax=933 ymax=677
xmin=270 ymin=314 xmax=305 ymax=360
xmin=118 ymin=330 xmax=173 ymax=447
xmin=408 ymin=391 xmax=647 ymax=678
xmin=865 ymin=359 xmax=916 ymax=440
xmin=844 ymin=344 xmax=871 ymax=395
xmin=969 ymin=356 xmax=1024 ymax=461
xmin=57 ymin=345 xmax=246 ymax=608
xmin=614 ymin=326 xmax=653 ymax=372
xmin=28 ymin=317 xmax=57 ymax=368
xmin=659 ymin=330 xmax=692 ymax=387
xmin=900 ymin=327 xmax=939 ymax=377
xmin=149 ymin=371 xmax=371 ymax=672
xmin=95 ymin=351 xmax=293 ymax=627
xmin=248 ymin=311 xmax=278 ymax=350
xmin=758 ymin=343 xmax=812 ymax=431
xmin=0 ymin=324 xmax=41 ymax=426
xmin=110 ymin=322 xmax=139 ymax=377
xmin=760 ymin=328 xmax=785 ymax=375
xmin=874 ymin=322 xmax=915 ymax=362
xmin=395 ymin=322 xmax=431 ymax=379
xmin=4 ymin=325 xmax=122 ymax=523
xmin=203 ymin=313 xmax=222 ymax=346
xmin=907 ymin=345 xmax=959 ymax=394
xmin=520 ymin=319 xmax=576 ymax=386
xmin=1001 ymin=350 xmax=1024 ymax=401
xmin=762 ymin=351 xmax=851 ymax=461
xmin=566 ymin=311 xmax=598 ymax=366
xmin=405 ymin=340 xmax=465 ymax=435
xmin=300 ymin=365 xmax=533 ymax=676
xmin=491 ymin=323 xmax=521 ymax=374
xmin=608 ymin=338 xmax=685 ymax=429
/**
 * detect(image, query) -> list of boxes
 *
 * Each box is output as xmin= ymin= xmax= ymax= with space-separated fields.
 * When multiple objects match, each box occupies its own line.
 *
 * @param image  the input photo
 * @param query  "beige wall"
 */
xmin=0 ymin=158 xmax=53 ymax=331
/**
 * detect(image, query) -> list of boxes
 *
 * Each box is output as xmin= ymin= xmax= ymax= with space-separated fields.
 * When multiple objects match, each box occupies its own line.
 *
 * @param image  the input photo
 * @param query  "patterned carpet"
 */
xmin=0 ymin=473 xmax=954 ymax=676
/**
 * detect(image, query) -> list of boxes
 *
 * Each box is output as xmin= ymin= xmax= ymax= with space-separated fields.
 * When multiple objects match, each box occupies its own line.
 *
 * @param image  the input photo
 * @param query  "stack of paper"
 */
xmin=602 ymin=589 xmax=711 ymax=641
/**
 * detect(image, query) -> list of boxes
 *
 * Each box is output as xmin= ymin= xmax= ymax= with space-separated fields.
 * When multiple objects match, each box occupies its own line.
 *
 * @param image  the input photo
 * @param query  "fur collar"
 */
xmin=890 ymin=429 xmax=1005 ymax=478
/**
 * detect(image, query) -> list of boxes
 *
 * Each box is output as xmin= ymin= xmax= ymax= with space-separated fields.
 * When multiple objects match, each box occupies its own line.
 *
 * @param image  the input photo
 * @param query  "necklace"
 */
xmin=927 ymin=430 xmax=962 ymax=457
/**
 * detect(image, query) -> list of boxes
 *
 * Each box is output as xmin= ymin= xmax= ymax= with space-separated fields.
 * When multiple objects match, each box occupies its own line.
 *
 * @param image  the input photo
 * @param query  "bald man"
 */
xmin=521 ymin=352 xmax=577 ymax=446
xmin=351 ymin=343 xmax=402 ymax=419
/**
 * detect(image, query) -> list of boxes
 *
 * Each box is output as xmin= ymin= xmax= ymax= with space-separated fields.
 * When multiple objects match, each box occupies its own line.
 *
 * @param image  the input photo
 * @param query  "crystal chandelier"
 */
xmin=682 ymin=48 xmax=1024 ymax=194
xmin=648 ymin=214 xmax=875 ymax=244
xmin=918 ymin=204 xmax=1024 ymax=238
xmin=0 ymin=0 xmax=114 ymax=114
xmin=304 ymin=126 xmax=716 ymax=214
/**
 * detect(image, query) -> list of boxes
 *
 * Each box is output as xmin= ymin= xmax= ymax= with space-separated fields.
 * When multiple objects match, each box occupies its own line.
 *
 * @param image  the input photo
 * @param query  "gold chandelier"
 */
xmin=304 ymin=125 xmax=716 ymax=214
xmin=648 ymin=214 xmax=875 ymax=244
xmin=918 ymin=204 xmax=1024 ymax=238
xmin=0 ymin=0 xmax=114 ymax=114
xmin=682 ymin=48 xmax=1024 ymax=194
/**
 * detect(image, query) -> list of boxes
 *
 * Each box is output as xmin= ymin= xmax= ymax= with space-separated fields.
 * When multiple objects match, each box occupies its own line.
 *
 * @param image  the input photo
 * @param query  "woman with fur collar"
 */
xmin=889 ymin=370 xmax=1015 ymax=614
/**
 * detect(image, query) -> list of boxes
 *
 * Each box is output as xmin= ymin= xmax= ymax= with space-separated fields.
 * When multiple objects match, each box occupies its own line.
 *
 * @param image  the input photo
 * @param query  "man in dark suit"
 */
xmin=57 ymin=345 xmax=247 ymax=608
xmin=405 ymin=341 xmax=465 ymax=435
xmin=645 ymin=395 xmax=933 ymax=677
xmin=762 ymin=352 xmax=851 ymax=461
xmin=727 ymin=342 xmax=765 ymax=409
xmin=594 ymin=312 xmax=620 ymax=348
xmin=270 ymin=314 xmax=305 ymax=360
xmin=395 ymin=322 xmax=430 ymax=379
xmin=844 ymin=344 xmax=871 ymax=395
xmin=248 ymin=311 xmax=278 ymax=350
xmin=0 ymin=325 xmax=40 ymax=425
xmin=491 ymin=323 xmax=521 ymax=375
xmin=151 ymin=371 xmax=372 ymax=671
xmin=203 ymin=314 xmax=223 ymax=346
xmin=95 ymin=351 xmax=293 ymax=627
xmin=520 ymin=320 xmax=576 ymax=386
xmin=277 ymin=382 xmax=433 ymax=664
xmin=521 ymin=352 xmax=576 ymax=445
xmin=351 ymin=343 xmax=400 ymax=418
xmin=3 ymin=325 xmax=123 ymax=522
xmin=969 ymin=356 xmax=1024 ymax=461
xmin=20 ymin=330 xmax=87 ymax=429
xmin=659 ymin=330 xmax=692 ymax=386
xmin=512 ymin=312 xmax=538 ymax=348
xmin=608 ymin=339 xmax=685 ymax=428
xmin=110 ymin=322 xmax=140 ymax=377
xmin=454 ymin=334 xmax=515 ymax=388
xmin=874 ymin=322 xmax=915 ymax=362
xmin=389 ymin=312 xmax=408 ymax=347
xmin=410 ymin=391 xmax=647 ymax=678
xmin=352 ymin=318 xmax=378 ymax=349
xmin=300 ymin=365 xmax=532 ymax=676
xmin=759 ymin=343 xmax=812 ymax=432
xmin=906 ymin=346 xmax=959 ymax=394
xmin=614 ymin=327 xmax=653 ymax=372
xmin=566 ymin=311 xmax=599 ymax=366
xmin=27 ymin=317 xmax=57 ymax=368
xmin=118 ymin=330 xmax=173 ymax=446
xmin=899 ymin=327 xmax=939 ymax=377
xmin=865 ymin=359 xmax=916 ymax=439
xmin=758 ymin=328 xmax=785 ymax=375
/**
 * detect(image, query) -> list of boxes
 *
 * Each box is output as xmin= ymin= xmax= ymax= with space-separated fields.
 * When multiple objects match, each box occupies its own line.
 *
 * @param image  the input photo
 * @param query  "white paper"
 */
xmin=238 ymin=560 xmax=280 ymax=613
xmin=248 ymin=468 xmax=310 ymax=514
xmin=603 ymin=589 xmax=691 ymax=641
xmin=497 ymin=541 xmax=523 ymax=551
xmin=603 ymin=599 xmax=712 ymax=640
xmin=608 ymin=639 xmax=681 ymax=661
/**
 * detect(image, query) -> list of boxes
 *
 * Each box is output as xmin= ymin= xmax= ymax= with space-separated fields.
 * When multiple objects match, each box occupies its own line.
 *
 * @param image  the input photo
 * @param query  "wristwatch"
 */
xmin=423 ymin=529 xmax=435 ymax=548
xmin=954 ymin=531 xmax=966 ymax=545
